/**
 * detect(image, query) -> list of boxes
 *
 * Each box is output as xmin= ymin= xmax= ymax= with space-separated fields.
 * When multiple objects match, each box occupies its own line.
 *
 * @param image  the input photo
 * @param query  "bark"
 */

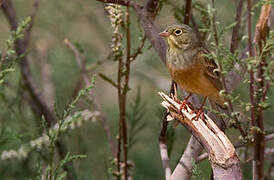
xmin=160 ymin=92 xmax=243 ymax=180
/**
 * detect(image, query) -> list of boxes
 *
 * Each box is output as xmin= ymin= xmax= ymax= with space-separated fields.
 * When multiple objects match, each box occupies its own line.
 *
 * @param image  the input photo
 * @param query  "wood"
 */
xmin=159 ymin=92 xmax=243 ymax=180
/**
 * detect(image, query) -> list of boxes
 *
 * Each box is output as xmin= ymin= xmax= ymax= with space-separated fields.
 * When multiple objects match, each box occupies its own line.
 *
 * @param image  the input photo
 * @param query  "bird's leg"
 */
xmin=191 ymin=97 xmax=207 ymax=121
xmin=179 ymin=93 xmax=192 ymax=112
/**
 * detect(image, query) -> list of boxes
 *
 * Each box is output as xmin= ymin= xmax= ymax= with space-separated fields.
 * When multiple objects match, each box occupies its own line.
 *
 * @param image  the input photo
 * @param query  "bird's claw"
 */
xmin=179 ymin=100 xmax=190 ymax=112
xmin=191 ymin=109 xmax=206 ymax=121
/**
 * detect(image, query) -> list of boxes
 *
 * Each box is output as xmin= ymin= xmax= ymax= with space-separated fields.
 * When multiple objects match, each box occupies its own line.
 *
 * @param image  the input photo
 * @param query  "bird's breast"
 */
xmin=166 ymin=59 xmax=218 ymax=97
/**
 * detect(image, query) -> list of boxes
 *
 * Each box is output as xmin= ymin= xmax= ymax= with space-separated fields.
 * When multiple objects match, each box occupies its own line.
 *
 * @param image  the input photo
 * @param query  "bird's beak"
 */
xmin=159 ymin=31 xmax=170 ymax=37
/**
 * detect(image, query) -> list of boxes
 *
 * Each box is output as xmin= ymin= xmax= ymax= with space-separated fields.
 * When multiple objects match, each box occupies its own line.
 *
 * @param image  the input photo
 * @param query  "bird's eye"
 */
xmin=174 ymin=29 xmax=182 ymax=36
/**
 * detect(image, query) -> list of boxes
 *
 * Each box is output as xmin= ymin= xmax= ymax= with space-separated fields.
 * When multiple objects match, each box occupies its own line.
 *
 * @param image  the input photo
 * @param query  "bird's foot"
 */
xmin=179 ymin=99 xmax=191 ymax=113
xmin=191 ymin=109 xmax=206 ymax=121
xmin=190 ymin=97 xmax=207 ymax=121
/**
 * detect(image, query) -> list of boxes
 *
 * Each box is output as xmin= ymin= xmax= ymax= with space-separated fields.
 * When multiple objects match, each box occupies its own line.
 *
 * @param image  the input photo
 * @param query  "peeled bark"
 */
xmin=159 ymin=92 xmax=243 ymax=180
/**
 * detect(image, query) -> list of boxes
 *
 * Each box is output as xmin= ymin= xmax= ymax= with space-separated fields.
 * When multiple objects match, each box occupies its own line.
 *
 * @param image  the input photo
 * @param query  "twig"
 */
xmin=184 ymin=0 xmax=192 ymax=24
xmin=211 ymin=0 xmax=219 ymax=46
xmin=145 ymin=0 xmax=159 ymax=15
xmin=251 ymin=3 xmax=271 ymax=179
xmin=159 ymin=114 xmax=172 ymax=179
xmin=211 ymin=0 xmax=246 ymax=137
xmin=230 ymin=0 xmax=243 ymax=53
xmin=130 ymin=35 xmax=146 ymax=61
xmin=98 ymin=0 xmax=128 ymax=6
xmin=120 ymin=4 xmax=131 ymax=179
xmin=247 ymin=0 xmax=255 ymax=126
xmin=158 ymin=80 xmax=176 ymax=180
xmin=266 ymin=133 xmax=274 ymax=141
xmin=64 ymin=38 xmax=116 ymax=157
xmin=36 ymin=38 xmax=55 ymax=109
xmin=24 ymin=0 xmax=41 ymax=46
xmin=117 ymin=53 xmax=122 ymax=179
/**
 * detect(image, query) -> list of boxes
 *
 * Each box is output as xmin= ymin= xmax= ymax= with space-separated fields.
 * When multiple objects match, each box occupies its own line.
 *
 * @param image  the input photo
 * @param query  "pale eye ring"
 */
xmin=174 ymin=29 xmax=182 ymax=36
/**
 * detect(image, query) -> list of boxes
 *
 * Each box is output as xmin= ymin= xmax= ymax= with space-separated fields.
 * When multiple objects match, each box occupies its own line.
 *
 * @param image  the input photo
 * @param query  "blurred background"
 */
xmin=0 ymin=0 xmax=273 ymax=179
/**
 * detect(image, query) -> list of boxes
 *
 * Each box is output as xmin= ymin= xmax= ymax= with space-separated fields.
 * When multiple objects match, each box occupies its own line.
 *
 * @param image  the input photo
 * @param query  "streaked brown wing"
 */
xmin=199 ymin=48 xmax=223 ymax=91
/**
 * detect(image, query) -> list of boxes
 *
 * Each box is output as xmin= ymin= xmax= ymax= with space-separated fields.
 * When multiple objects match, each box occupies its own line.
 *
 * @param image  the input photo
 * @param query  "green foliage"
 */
xmin=5 ymin=16 xmax=31 ymax=56
xmin=41 ymin=77 xmax=94 ymax=179
xmin=0 ymin=17 xmax=31 ymax=84
xmin=53 ymin=153 xmax=87 ymax=179
xmin=127 ymin=87 xmax=146 ymax=150
xmin=191 ymin=159 xmax=202 ymax=179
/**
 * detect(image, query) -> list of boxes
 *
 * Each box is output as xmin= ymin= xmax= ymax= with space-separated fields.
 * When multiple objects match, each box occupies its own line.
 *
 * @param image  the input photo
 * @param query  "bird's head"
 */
xmin=159 ymin=24 xmax=198 ymax=51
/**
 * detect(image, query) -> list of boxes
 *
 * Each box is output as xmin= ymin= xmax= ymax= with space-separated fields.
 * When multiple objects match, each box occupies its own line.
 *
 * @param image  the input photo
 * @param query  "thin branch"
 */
xmin=120 ymin=5 xmax=131 ymax=179
xmin=184 ymin=0 xmax=192 ymax=24
xmin=211 ymin=0 xmax=245 ymax=136
xmin=117 ymin=41 xmax=123 ymax=180
xmin=97 ymin=0 xmax=128 ymax=6
xmin=145 ymin=0 xmax=159 ymax=15
xmin=266 ymin=133 xmax=274 ymax=141
xmin=159 ymin=115 xmax=172 ymax=179
xmin=130 ymin=1 xmax=166 ymax=61
xmin=158 ymin=81 xmax=176 ymax=180
xmin=36 ymin=38 xmax=55 ymax=110
xmin=230 ymin=0 xmax=243 ymax=53
xmin=24 ymin=0 xmax=41 ymax=46
xmin=211 ymin=0 xmax=219 ymax=46
xmin=252 ymin=4 xmax=271 ymax=179
xmin=130 ymin=35 xmax=146 ymax=61
xmin=247 ymin=0 xmax=255 ymax=126
xmin=64 ymin=38 xmax=116 ymax=157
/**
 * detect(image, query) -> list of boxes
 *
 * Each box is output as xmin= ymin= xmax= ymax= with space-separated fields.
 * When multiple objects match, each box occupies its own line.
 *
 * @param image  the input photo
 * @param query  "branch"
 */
xmin=253 ymin=4 xmax=271 ymax=44
xmin=159 ymin=114 xmax=172 ymax=179
xmin=171 ymin=135 xmax=203 ymax=180
xmin=130 ymin=1 xmax=166 ymax=62
xmin=159 ymin=92 xmax=243 ymax=180
xmin=145 ymin=0 xmax=159 ymax=15
xmin=24 ymin=0 xmax=41 ymax=46
xmin=197 ymin=133 xmax=274 ymax=163
xmin=184 ymin=0 xmax=192 ymax=24
xmin=64 ymin=38 xmax=116 ymax=157
xmin=97 ymin=0 xmax=128 ymax=6
xmin=36 ymin=38 xmax=55 ymax=110
xmin=251 ymin=3 xmax=271 ymax=180
xmin=266 ymin=133 xmax=274 ymax=141
xmin=2 ymin=0 xmax=55 ymax=125
xmin=230 ymin=0 xmax=243 ymax=53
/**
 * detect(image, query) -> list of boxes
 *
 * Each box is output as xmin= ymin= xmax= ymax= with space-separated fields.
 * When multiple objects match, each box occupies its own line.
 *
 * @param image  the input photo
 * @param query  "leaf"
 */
xmin=98 ymin=73 xmax=118 ymax=88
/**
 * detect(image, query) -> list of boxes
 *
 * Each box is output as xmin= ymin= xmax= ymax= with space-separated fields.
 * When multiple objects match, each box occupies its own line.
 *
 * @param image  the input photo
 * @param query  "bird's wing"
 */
xmin=199 ymin=48 xmax=223 ymax=91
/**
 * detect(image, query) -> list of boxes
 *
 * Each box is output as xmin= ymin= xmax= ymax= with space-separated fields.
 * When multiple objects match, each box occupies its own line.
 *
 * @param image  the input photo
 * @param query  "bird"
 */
xmin=159 ymin=24 xmax=227 ymax=118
